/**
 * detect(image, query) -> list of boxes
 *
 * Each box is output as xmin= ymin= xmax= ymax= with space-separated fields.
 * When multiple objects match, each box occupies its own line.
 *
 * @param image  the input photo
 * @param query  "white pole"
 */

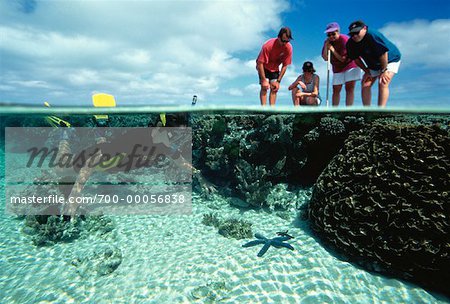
xmin=326 ymin=49 xmax=331 ymax=107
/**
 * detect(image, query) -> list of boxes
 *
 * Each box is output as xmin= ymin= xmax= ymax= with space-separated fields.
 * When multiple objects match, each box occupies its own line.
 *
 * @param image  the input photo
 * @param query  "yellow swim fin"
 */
xmin=44 ymin=101 xmax=71 ymax=127
xmin=92 ymin=93 xmax=116 ymax=121
xmin=96 ymin=153 xmax=126 ymax=172
xmin=159 ymin=113 xmax=166 ymax=126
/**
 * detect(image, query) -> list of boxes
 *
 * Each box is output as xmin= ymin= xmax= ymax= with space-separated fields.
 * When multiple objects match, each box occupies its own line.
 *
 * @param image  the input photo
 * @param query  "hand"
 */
xmin=362 ymin=72 xmax=373 ymax=83
xmin=261 ymin=79 xmax=270 ymax=90
xmin=379 ymin=71 xmax=392 ymax=85
xmin=329 ymin=45 xmax=335 ymax=53
xmin=270 ymin=81 xmax=280 ymax=92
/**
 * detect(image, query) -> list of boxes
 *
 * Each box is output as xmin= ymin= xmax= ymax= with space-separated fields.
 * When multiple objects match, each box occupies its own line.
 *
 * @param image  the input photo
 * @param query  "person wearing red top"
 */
xmin=321 ymin=22 xmax=361 ymax=106
xmin=256 ymin=27 xmax=293 ymax=106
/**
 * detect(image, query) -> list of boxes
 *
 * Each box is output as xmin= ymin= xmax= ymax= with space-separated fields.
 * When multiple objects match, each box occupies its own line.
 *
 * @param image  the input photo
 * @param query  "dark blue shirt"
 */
xmin=346 ymin=29 xmax=401 ymax=70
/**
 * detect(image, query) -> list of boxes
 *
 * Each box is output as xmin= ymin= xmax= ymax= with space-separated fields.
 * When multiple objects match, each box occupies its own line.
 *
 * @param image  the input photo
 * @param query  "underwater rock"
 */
xmin=307 ymin=121 xmax=450 ymax=295
xmin=72 ymin=245 xmax=122 ymax=278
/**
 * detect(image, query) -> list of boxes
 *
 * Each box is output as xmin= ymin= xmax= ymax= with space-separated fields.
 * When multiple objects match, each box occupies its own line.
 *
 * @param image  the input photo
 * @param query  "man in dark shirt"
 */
xmin=346 ymin=20 xmax=401 ymax=107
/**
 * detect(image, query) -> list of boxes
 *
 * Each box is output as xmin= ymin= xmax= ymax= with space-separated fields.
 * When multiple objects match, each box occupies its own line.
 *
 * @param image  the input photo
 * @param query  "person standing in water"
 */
xmin=346 ymin=20 xmax=401 ymax=107
xmin=321 ymin=22 xmax=361 ymax=106
xmin=256 ymin=27 xmax=293 ymax=106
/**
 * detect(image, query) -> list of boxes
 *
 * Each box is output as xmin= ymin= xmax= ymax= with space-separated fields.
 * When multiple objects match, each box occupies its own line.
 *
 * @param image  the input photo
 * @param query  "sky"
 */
xmin=0 ymin=0 xmax=449 ymax=108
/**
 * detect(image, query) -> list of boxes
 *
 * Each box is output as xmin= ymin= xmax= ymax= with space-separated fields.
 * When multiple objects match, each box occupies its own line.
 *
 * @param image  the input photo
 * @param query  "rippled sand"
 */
xmin=0 ymin=188 xmax=446 ymax=303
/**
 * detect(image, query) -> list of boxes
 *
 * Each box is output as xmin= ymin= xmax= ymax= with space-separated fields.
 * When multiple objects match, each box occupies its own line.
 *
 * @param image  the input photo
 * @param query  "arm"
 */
xmin=256 ymin=62 xmax=266 ymax=83
xmin=379 ymin=52 xmax=392 ymax=85
xmin=329 ymin=46 xmax=346 ymax=63
xmin=288 ymin=76 xmax=301 ymax=90
xmin=354 ymin=58 xmax=369 ymax=74
xmin=271 ymin=64 xmax=289 ymax=92
xmin=277 ymin=64 xmax=289 ymax=83
xmin=300 ymin=76 xmax=319 ymax=98
xmin=310 ymin=75 xmax=319 ymax=97
xmin=321 ymin=40 xmax=329 ymax=61
xmin=256 ymin=62 xmax=269 ymax=89
xmin=379 ymin=52 xmax=388 ymax=72
xmin=354 ymin=57 xmax=373 ymax=83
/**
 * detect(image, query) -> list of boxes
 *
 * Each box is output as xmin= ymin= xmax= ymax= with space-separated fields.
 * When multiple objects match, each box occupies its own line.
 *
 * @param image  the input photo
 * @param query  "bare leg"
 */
xmin=362 ymin=76 xmax=376 ymax=106
xmin=292 ymin=88 xmax=300 ymax=106
xmin=378 ymin=72 xmax=394 ymax=107
xmin=305 ymin=96 xmax=318 ymax=106
xmin=345 ymin=81 xmax=356 ymax=106
xmin=63 ymin=152 xmax=101 ymax=217
xmin=332 ymin=85 xmax=342 ymax=106
xmin=260 ymin=87 xmax=268 ymax=106
xmin=269 ymin=89 xmax=277 ymax=106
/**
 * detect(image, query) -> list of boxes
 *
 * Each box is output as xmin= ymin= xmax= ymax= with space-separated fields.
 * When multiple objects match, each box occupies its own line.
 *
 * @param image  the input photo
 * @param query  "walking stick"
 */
xmin=326 ymin=49 xmax=331 ymax=107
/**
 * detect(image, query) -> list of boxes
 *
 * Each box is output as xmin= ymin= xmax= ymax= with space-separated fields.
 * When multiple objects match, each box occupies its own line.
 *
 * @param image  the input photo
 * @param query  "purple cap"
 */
xmin=324 ymin=22 xmax=340 ymax=33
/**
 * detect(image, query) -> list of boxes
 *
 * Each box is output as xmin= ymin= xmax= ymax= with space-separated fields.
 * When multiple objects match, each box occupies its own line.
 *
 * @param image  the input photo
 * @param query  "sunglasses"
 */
xmin=281 ymin=39 xmax=290 ymax=43
xmin=349 ymin=30 xmax=361 ymax=37
xmin=327 ymin=32 xmax=337 ymax=37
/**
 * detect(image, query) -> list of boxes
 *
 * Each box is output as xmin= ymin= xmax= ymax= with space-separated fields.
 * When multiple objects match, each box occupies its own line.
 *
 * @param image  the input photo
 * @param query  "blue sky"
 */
xmin=1 ymin=0 xmax=449 ymax=107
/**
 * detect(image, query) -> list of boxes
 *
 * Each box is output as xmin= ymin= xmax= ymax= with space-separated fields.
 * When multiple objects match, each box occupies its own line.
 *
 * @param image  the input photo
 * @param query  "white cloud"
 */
xmin=227 ymin=88 xmax=244 ymax=96
xmin=116 ymin=50 xmax=152 ymax=67
xmin=9 ymin=80 xmax=51 ymax=89
xmin=0 ymin=0 xmax=289 ymax=105
xmin=380 ymin=19 xmax=450 ymax=68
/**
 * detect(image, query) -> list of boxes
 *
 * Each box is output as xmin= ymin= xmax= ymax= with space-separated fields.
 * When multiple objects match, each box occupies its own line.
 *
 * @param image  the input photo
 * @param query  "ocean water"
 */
xmin=0 ymin=106 xmax=449 ymax=303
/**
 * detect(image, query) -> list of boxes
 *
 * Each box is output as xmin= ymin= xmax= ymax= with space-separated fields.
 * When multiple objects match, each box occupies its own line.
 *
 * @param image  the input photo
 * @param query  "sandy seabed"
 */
xmin=0 ymin=188 xmax=447 ymax=304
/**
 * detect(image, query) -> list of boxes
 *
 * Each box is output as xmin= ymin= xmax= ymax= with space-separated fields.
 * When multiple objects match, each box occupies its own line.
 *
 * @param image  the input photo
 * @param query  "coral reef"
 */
xmin=191 ymin=114 xmax=342 ymax=207
xmin=217 ymin=218 xmax=253 ymax=239
xmin=23 ymin=215 xmax=81 ymax=246
xmin=190 ymin=280 xmax=230 ymax=302
xmin=265 ymin=183 xmax=298 ymax=211
xmin=191 ymin=114 xmax=361 ymax=207
xmin=235 ymin=160 xmax=272 ymax=207
xmin=201 ymin=212 xmax=221 ymax=228
xmin=71 ymin=245 xmax=122 ymax=277
xmin=202 ymin=213 xmax=253 ymax=239
xmin=307 ymin=121 xmax=450 ymax=295
xmin=294 ymin=116 xmax=348 ymax=185
xmin=22 ymin=215 xmax=115 ymax=246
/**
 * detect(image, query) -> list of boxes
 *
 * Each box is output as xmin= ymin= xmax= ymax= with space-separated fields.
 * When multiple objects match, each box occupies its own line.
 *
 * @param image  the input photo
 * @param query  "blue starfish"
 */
xmin=242 ymin=233 xmax=294 ymax=257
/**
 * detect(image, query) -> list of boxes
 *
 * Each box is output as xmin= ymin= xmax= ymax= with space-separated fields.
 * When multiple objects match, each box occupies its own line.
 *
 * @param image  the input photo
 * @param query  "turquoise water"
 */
xmin=0 ymin=106 xmax=449 ymax=303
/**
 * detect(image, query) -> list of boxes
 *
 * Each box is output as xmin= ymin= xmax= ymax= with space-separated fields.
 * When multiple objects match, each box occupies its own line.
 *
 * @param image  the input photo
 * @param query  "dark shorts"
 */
xmin=263 ymin=69 xmax=279 ymax=82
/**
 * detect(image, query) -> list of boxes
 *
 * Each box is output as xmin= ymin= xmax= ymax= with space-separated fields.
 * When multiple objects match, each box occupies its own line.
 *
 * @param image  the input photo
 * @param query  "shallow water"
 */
xmin=0 ymin=106 xmax=449 ymax=303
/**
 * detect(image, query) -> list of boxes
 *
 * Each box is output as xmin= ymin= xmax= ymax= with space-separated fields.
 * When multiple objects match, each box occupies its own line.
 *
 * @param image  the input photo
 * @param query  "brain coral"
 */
xmin=307 ymin=121 xmax=450 ymax=295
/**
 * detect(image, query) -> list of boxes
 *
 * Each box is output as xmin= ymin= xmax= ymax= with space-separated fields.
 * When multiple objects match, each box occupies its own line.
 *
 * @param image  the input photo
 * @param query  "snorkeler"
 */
xmin=61 ymin=114 xmax=194 ymax=217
